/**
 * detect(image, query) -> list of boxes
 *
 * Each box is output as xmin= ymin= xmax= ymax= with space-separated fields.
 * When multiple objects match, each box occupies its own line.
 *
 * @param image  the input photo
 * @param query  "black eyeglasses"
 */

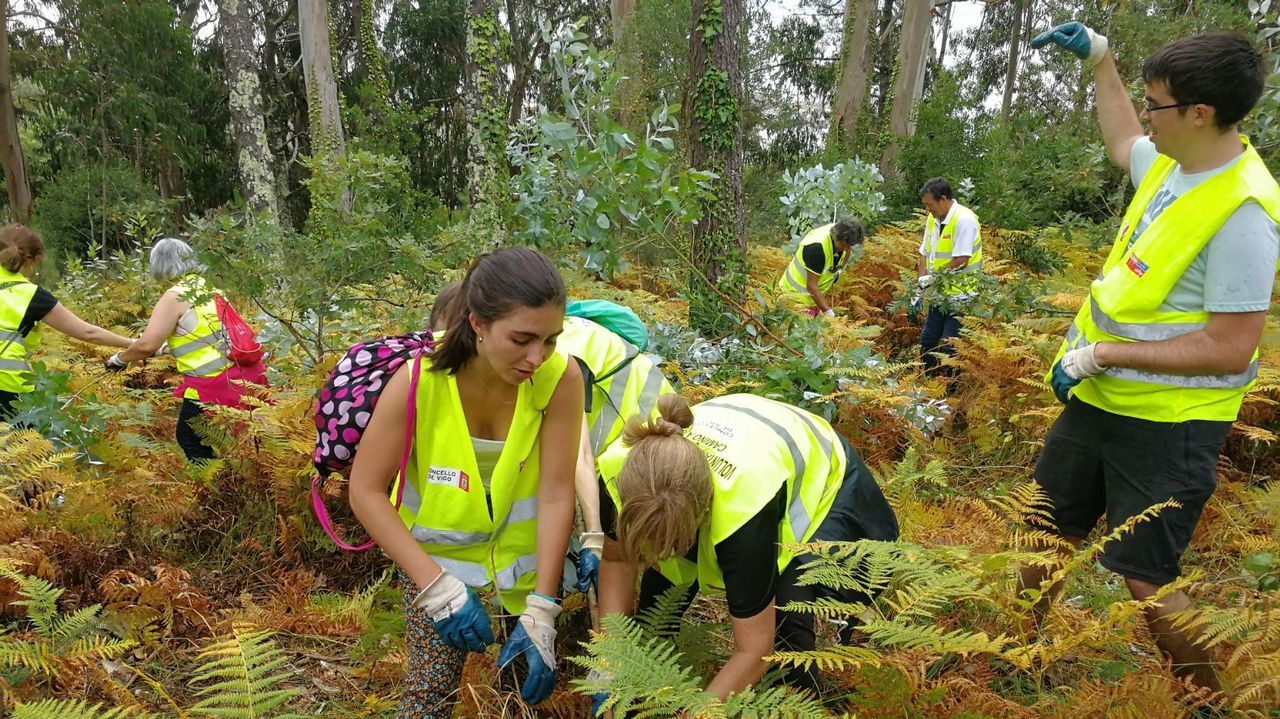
xmin=1143 ymin=101 xmax=1197 ymax=114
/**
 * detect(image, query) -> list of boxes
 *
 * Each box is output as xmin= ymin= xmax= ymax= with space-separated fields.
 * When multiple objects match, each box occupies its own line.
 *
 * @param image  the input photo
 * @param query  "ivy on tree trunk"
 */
xmin=465 ymin=0 xmax=507 ymax=237
xmin=687 ymin=0 xmax=746 ymax=336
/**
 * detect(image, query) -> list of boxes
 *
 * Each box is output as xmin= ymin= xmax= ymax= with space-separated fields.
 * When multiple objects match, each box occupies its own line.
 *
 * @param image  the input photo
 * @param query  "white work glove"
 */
xmin=579 ymin=531 xmax=605 ymax=556
xmin=1030 ymin=22 xmax=1109 ymax=69
xmin=823 ymin=308 xmax=836 ymax=318
xmin=105 ymin=353 xmax=129 ymax=371
xmin=515 ymin=593 xmax=561 ymax=666
xmin=152 ymin=342 xmax=170 ymax=357
xmin=917 ymin=274 xmax=935 ymax=289
xmin=413 ymin=570 xmax=494 ymax=652
xmin=498 ymin=592 xmax=562 ymax=703
xmin=411 ymin=571 xmax=470 ymax=621
xmin=1059 ymin=343 xmax=1105 ymax=380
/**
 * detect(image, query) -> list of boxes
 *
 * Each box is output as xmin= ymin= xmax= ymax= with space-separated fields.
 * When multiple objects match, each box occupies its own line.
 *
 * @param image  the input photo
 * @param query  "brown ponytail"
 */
xmin=0 ymin=224 xmax=45 ymax=274
xmin=615 ymin=394 xmax=711 ymax=564
xmin=429 ymin=247 xmax=566 ymax=374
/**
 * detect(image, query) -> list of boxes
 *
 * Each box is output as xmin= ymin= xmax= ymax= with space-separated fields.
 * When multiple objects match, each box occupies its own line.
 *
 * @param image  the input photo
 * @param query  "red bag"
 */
xmin=213 ymin=294 xmax=264 ymax=366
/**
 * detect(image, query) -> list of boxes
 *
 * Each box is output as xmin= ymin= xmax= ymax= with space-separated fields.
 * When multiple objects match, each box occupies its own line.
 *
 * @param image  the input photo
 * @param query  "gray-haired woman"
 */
xmin=111 ymin=238 xmax=266 ymax=461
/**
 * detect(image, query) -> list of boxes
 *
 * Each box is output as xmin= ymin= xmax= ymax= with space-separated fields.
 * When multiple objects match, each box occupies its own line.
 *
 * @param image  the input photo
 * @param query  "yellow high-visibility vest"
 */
xmin=167 ymin=276 xmax=232 ymax=397
xmin=557 ymin=315 xmax=673 ymax=455
xmin=598 ymin=393 xmax=846 ymax=590
xmin=1050 ymin=136 xmax=1280 ymax=422
xmin=0 ymin=266 xmax=40 ymax=394
xmin=392 ymin=350 xmax=568 ymax=614
xmin=923 ymin=204 xmax=983 ymax=295
xmin=778 ymin=224 xmax=846 ymax=306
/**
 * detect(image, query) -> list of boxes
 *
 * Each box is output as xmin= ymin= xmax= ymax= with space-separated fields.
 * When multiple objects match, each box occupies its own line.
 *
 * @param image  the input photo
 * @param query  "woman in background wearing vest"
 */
xmin=556 ymin=311 xmax=674 ymax=593
xmin=593 ymin=393 xmax=899 ymax=710
xmin=351 ymin=247 xmax=584 ymax=717
xmin=0 ymin=224 xmax=135 ymax=420
xmin=107 ymin=238 xmax=266 ymax=462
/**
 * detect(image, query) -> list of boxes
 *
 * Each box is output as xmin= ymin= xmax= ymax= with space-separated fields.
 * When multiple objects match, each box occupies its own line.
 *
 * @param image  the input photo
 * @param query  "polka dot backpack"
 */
xmin=310 ymin=330 xmax=434 ymax=551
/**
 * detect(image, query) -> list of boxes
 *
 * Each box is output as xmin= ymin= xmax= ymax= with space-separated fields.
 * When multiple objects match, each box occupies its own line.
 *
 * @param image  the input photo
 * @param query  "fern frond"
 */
xmin=570 ymin=614 xmax=724 ymax=719
xmin=861 ymin=619 xmax=1014 ymax=656
xmin=12 ymin=699 xmax=153 ymax=719
xmin=634 ymin=583 xmax=696 ymax=637
xmin=189 ymin=622 xmax=306 ymax=719
xmin=767 ymin=645 xmax=883 ymax=672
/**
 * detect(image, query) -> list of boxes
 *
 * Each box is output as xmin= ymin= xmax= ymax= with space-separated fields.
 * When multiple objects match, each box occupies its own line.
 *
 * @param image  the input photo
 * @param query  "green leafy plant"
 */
xmin=779 ymin=160 xmax=886 ymax=244
xmin=506 ymin=22 xmax=715 ymax=278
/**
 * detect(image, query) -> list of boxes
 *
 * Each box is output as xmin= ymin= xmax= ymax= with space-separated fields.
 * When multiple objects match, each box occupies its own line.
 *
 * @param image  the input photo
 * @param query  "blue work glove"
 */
xmin=575 ymin=532 xmax=605 ymax=593
xmin=587 ymin=668 xmax=612 ymax=717
xmin=1049 ymin=360 xmax=1080 ymax=404
xmin=591 ymin=692 xmax=609 ymax=717
xmin=1030 ymin=22 xmax=1109 ymax=68
xmin=498 ymin=593 xmax=562 ymax=704
xmin=1053 ymin=342 xmax=1105 ymax=404
xmin=412 ymin=572 xmax=494 ymax=653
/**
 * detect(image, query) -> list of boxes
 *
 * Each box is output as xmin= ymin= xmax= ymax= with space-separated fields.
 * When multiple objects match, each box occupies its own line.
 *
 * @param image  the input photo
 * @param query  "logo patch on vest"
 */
xmin=1126 ymin=253 xmax=1149 ymax=278
xmin=427 ymin=466 xmax=470 ymax=491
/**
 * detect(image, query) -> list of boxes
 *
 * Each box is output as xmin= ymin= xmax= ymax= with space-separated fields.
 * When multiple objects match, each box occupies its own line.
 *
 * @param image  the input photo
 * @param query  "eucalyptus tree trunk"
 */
xmin=219 ymin=0 xmax=278 ymax=218
xmin=0 ymin=0 xmax=31 ymax=223
xmin=298 ymin=0 xmax=351 ymax=211
xmin=611 ymin=0 xmax=636 ymax=44
xmin=1000 ymin=0 xmax=1030 ymax=125
xmin=828 ymin=0 xmax=878 ymax=151
xmin=687 ymin=0 xmax=746 ymax=335
xmin=880 ymin=0 xmax=933 ymax=179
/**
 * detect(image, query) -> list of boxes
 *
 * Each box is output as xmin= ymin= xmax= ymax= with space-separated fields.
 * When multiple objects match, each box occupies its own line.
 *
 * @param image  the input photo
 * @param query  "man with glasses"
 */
xmin=1025 ymin=26 xmax=1279 ymax=699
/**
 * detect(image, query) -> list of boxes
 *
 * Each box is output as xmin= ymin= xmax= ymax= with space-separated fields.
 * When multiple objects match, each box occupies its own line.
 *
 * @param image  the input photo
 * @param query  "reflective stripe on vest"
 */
xmin=779 ymin=224 xmax=841 ymax=305
xmin=1050 ymin=135 xmax=1280 ymax=422
xmin=559 ymin=316 xmax=674 ymax=456
xmin=924 ymin=205 xmax=984 ymax=295
xmin=168 ymin=276 xmax=233 ymax=379
xmin=394 ymin=350 xmax=568 ymax=614
xmin=0 ymin=269 xmax=39 ymax=393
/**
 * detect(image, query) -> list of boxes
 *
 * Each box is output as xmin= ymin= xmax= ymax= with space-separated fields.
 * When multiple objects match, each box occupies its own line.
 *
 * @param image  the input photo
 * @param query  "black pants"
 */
xmin=920 ymin=306 xmax=963 ymax=376
xmin=637 ymin=439 xmax=900 ymax=695
xmin=177 ymin=398 xmax=217 ymax=462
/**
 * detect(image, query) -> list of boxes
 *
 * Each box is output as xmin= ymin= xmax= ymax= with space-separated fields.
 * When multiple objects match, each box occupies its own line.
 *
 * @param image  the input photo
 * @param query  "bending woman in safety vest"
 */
xmin=351 ymin=247 xmax=584 ymax=716
xmin=556 ymin=311 xmax=674 ymax=592
xmin=109 ymin=238 xmax=266 ymax=462
xmin=0 ymin=224 xmax=136 ymax=420
xmin=594 ymin=393 xmax=899 ymax=708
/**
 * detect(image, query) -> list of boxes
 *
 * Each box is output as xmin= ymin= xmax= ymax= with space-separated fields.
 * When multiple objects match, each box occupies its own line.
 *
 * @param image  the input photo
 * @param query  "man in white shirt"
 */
xmin=916 ymin=177 xmax=982 ymax=377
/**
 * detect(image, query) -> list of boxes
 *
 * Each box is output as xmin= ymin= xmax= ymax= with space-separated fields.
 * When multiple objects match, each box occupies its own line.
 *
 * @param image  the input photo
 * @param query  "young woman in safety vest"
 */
xmin=351 ymin=247 xmax=584 ymax=717
xmin=593 ymin=393 xmax=899 ymax=709
xmin=555 ymin=313 xmax=674 ymax=592
xmin=107 ymin=238 xmax=267 ymax=462
xmin=0 ymin=224 xmax=135 ymax=420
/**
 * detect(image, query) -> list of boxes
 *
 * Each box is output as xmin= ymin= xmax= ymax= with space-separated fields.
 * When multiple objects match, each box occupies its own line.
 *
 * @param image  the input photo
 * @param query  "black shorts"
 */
xmin=812 ymin=436 xmax=901 ymax=544
xmin=1033 ymin=398 xmax=1229 ymax=586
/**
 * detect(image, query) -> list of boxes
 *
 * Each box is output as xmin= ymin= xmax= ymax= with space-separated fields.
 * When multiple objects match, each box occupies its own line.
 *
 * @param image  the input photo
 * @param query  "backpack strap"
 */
xmin=311 ymin=347 xmax=426 ymax=552
xmin=391 ymin=350 xmax=424 ymax=510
